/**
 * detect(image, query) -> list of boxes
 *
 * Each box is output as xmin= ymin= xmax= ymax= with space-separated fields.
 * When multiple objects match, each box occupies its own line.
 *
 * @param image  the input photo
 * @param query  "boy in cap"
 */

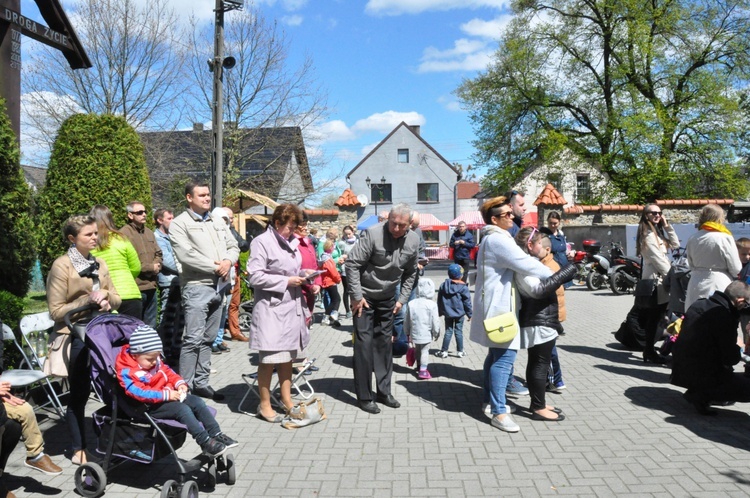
xmin=435 ymin=264 xmax=472 ymax=358
xmin=116 ymin=325 xmax=237 ymax=458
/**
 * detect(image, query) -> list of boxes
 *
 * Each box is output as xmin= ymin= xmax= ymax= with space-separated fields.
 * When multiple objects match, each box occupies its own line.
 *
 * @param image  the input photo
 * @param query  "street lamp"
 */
xmin=365 ymin=176 xmax=387 ymax=216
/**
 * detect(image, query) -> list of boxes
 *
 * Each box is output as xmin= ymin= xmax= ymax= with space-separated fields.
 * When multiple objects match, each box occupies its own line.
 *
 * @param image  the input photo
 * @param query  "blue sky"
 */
xmin=17 ymin=0 xmax=513 ymax=200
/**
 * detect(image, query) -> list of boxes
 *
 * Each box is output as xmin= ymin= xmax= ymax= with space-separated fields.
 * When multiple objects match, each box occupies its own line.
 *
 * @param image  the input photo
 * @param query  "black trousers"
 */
xmin=341 ymin=276 xmax=351 ymax=313
xmin=455 ymin=258 xmax=471 ymax=283
xmin=68 ymin=336 xmax=91 ymax=452
xmin=527 ymin=339 xmax=556 ymax=411
xmin=641 ymin=303 xmax=667 ymax=353
xmin=353 ymin=297 xmax=396 ymax=402
xmin=0 ymin=419 xmax=21 ymax=475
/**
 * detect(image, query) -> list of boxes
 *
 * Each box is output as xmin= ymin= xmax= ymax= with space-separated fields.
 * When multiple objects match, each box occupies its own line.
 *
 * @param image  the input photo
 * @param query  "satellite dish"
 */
xmin=356 ymin=194 xmax=369 ymax=207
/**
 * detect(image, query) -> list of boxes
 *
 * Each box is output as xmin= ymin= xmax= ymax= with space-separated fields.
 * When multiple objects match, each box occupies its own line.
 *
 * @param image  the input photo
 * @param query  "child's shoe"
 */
xmin=418 ymin=368 xmax=432 ymax=380
xmin=331 ymin=311 xmax=341 ymax=327
xmin=320 ymin=316 xmax=331 ymax=326
xmin=434 ymin=350 xmax=448 ymax=358
xmin=201 ymin=437 xmax=228 ymax=458
xmin=214 ymin=433 xmax=239 ymax=449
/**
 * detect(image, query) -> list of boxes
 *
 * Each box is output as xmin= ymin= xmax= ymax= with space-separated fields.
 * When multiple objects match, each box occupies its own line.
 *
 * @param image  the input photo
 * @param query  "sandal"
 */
xmin=531 ymin=410 xmax=565 ymax=422
xmin=256 ymin=412 xmax=284 ymax=423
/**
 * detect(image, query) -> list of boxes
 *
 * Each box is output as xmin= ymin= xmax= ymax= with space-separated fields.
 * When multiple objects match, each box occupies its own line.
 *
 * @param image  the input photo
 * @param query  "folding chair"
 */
xmin=1 ymin=313 xmax=66 ymax=418
xmin=238 ymin=357 xmax=317 ymax=415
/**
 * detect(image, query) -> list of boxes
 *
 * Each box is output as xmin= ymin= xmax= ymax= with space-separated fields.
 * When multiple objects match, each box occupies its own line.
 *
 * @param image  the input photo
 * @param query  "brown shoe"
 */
xmin=230 ymin=333 xmax=249 ymax=342
xmin=25 ymin=454 xmax=63 ymax=475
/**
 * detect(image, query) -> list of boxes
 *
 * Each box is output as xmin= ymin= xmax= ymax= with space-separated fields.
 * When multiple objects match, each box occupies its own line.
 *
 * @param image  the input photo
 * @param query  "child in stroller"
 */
xmin=116 ymin=325 xmax=238 ymax=457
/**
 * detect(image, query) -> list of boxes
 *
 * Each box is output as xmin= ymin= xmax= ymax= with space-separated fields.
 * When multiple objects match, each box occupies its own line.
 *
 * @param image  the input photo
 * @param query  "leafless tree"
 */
xmin=186 ymin=6 xmax=338 ymax=205
xmin=22 ymin=0 xmax=188 ymax=154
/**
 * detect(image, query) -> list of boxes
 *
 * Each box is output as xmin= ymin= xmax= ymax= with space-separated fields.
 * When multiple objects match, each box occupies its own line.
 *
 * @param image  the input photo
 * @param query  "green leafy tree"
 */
xmin=37 ymin=114 xmax=153 ymax=276
xmin=0 ymin=98 xmax=36 ymax=298
xmin=458 ymin=0 xmax=750 ymax=202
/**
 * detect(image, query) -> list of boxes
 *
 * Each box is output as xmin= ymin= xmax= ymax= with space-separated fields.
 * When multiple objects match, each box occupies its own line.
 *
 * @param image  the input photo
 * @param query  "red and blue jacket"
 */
xmin=116 ymin=348 xmax=186 ymax=403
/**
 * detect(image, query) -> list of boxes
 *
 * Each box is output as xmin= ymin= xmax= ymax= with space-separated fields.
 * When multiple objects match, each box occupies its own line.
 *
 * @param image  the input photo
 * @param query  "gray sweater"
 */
xmin=345 ymin=222 xmax=419 ymax=304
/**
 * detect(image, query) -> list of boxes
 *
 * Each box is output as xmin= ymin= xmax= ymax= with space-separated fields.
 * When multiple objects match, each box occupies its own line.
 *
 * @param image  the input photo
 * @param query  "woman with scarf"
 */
xmin=636 ymin=204 xmax=680 ymax=364
xmin=337 ymin=225 xmax=357 ymax=318
xmin=46 ymin=215 xmax=121 ymax=464
xmin=685 ymin=204 xmax=741 ymax=309
xmin=247 ymin=204 xmax=314 ymax=422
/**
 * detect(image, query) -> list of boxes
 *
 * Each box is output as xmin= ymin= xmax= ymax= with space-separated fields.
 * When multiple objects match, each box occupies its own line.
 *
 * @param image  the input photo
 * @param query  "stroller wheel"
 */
xmin=226 ymin=453 xmax=236 ymax=485
xmin=179 ymin=480 xmax=199 ymax=498
xmin=206 ymin=460 xmax=217 ymax=488
xmin=238 ymin=312 xmax=252 ymax=332
xmin=74 ymin=462 xmax=107 ymax=497
xmin=161 ymin=479 xmax=179 ymax=498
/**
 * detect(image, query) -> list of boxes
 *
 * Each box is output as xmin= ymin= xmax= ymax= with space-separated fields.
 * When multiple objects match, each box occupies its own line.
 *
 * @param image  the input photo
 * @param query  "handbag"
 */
xmin=481 ymin=240 xmax=520 ymax=345
xmin=634 ymin=278 xmax=659 ymax=309
xmin=280 ymin=397 xmax=327 ymax=429
xmin=43 ymin=331 xmax=72 ymax=378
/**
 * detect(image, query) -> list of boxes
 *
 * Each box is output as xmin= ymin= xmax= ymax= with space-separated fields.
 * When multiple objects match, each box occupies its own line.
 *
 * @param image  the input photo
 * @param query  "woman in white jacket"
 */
xmin=636 ymin=204 xmax=680 ymax=364
xmin=685 ymin=204 xmax=741 ymax=309
xmin=470 ymin=197 xmax=552 ymax=433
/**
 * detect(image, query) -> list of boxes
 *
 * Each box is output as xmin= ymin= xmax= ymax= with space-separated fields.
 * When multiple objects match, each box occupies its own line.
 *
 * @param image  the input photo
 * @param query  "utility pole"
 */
xmin=210 ymin=0 xmax=242 ymax=208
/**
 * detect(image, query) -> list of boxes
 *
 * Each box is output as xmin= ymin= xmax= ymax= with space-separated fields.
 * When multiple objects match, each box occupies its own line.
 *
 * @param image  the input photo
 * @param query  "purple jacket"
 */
xmin=247 ymin=227 xmax=311 ymax=351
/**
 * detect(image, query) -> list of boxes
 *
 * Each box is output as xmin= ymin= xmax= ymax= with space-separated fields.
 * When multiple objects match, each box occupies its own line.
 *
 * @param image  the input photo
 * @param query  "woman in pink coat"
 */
xmin=247 ymin=204 xmax=313 ymax=422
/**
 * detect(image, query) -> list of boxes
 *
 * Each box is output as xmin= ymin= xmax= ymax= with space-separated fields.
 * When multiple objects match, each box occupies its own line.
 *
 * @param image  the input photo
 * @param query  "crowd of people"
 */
xmin=3 ymin=182 xmax=750 ymax=497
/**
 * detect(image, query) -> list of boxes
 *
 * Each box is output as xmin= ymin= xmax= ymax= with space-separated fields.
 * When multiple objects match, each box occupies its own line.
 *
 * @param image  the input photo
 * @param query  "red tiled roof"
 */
xmin=533 ymin=183 xmax=567 ymax=206
xmin=304 ymin=208 xmax=339 ymax=216
xmin=657 ymin=199 xmax=734 ymax=207
xmin=563 ymin=199 xmax=734 ymax=215
xmin=456 ymin=182 xmax=480 ymax=200
xmin=334 ymin=188 xmax=361 ymax=207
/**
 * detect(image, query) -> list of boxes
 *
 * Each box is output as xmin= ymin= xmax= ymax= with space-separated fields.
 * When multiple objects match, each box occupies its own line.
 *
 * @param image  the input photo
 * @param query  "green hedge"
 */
xmin=36 ymin=114 xmax=153 ymax=277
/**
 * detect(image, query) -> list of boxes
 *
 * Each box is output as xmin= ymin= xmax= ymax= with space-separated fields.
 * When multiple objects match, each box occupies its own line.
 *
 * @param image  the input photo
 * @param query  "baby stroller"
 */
xmin=66 ymin=306 xmax=236 ymax=497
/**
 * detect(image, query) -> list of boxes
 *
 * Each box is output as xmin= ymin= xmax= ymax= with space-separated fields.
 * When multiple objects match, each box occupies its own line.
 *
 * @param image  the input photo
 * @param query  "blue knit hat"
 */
xmin=129 ymin=325 xmax=163 ymax=354
xmin=448 ymin=264 xmax=463 ymax=279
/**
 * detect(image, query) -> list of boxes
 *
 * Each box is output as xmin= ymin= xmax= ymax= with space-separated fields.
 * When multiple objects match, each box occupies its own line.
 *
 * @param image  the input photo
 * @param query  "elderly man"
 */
xmin=120 ymin=200 xmax=163 ymax=328
xmin=505 ymin=190 xmax=526 ymax=237
xmin=671 ymin=280 xmax=750 ymax=415
xmin=170 ymin=182 xmax=239 ymax=400
xmin=450 ymin=221 xmax=475 ymax=283
xmin=346 ymin=204 xmax=420 ymax=414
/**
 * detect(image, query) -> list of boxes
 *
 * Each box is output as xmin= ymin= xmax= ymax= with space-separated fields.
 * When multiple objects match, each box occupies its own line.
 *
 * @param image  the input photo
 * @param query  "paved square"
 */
xmin=6 ymin=265 xmax=750 ymax=496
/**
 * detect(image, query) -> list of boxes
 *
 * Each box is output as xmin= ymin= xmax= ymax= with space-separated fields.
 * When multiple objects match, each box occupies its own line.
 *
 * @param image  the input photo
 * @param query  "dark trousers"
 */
xmin=324 ymin=286 xmax=341 ymax=317
xmin=68 ymin=336 xmax=91 ymax=452
xmin=353 ymin=297 xmax=396 ymax=402
xmin=0 ymin=419 xmax=21 ymax=474
xmin=642 ymin=303 xmax=667 ymax=353
xmin=341 ymin=276 xmax=351 ymax=313
xmin=119 ymin=299 xmax=144 ymax=321
xmin=141 ymin=288 xmax=158 ymax=328
xmin=527 ymin=339 xmax=556 ymax=411
xmin=455 ymin=258 xmax=471 ymax=283
xmin=148 ymin=394 xmax=219 ymax=445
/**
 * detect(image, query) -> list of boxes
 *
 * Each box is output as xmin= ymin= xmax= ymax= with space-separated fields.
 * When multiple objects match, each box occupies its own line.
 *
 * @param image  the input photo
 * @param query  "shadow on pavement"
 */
xmin=595 ymin=364 xmax=671 ymax=384
xmin=558 ymin=343 xmax=635 ymax=364
xmin=396 ymin=379 xmax=487 ymax=423
xmin=625 ymin=385 xmax=750 ymax=452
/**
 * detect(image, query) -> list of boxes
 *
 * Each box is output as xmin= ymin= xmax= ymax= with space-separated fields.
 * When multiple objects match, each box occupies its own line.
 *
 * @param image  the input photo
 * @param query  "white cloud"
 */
xmin=418 ymin=39 xmax=494 ymax=72
xmin=282 ymin=14 xmax=303 ymax=26
xmin=20 ymin=91 xmax=83 ymax=166
xmin=255 ymin=0 xmax=308 ymax=11
xmin=437 ymin=95 xmax=462 ymax=112
xmin=361 ymin=142 xmax=379 ymax=156
xmin=365 ymin=0 xmax=508 ymax=16
xmin=314 ymin=120 xmax=357 ymax=142
xmin=352 ymin=111 xmax=426 ymax=134
xmin=460 ymin=15 xmax=510 ymax=39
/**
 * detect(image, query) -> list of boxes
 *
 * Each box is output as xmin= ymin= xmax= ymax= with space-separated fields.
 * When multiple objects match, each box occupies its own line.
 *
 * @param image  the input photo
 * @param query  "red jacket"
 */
xmin=116 ymin=348 xmax=185 ymax=403
xmin=320 ymin=257 xmax=341 ymax=288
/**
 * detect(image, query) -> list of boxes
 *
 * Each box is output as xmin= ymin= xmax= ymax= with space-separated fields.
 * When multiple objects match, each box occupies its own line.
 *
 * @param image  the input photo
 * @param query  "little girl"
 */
xmin=320 ymin=239 xmax=342 ymax=327
xmin=404 ymin=279 xmax=441 ymax=379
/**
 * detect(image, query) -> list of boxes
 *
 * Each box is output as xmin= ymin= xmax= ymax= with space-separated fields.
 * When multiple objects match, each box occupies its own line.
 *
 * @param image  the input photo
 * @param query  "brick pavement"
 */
xmin=6 ymin=268 xmax=750 ymax=497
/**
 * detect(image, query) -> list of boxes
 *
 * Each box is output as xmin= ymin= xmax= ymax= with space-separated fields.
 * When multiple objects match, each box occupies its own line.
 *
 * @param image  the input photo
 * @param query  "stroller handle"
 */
xmin=63 ymin=303 xmax=101 ymax=331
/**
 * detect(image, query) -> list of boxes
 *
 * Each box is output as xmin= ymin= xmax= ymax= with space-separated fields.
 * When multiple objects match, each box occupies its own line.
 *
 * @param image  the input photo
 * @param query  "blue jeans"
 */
xmin=392 ymin=282 xmax=418 ymax=342
xmin=483 ymin=347 xmax=517 ymax=415
xmin=441 ymin=316 xmax=465 ymax=352
xmin=213 ymin=295 xmax=229 ymax=347
xmin=549 ymin=345 xmax=563 ymax=385
xmin=141 ymin=289 xmax=158 ymax=328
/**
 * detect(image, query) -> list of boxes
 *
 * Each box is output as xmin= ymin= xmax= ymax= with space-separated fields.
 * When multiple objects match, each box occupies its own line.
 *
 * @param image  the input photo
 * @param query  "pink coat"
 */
xmin=247 ymin=227 xmax=311 ymax=352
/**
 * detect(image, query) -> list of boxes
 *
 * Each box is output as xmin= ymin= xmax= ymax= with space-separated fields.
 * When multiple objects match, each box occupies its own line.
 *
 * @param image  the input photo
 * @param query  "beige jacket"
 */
xmin=640 ymin=224 xmax=680 ymax=304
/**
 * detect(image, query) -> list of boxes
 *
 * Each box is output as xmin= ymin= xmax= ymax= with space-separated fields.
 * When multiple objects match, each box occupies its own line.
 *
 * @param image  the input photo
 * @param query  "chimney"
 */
xmin=193 ymin=123 xmax=204 ymax=132
xmin=408 ymin=125 xmax=420 ymax=136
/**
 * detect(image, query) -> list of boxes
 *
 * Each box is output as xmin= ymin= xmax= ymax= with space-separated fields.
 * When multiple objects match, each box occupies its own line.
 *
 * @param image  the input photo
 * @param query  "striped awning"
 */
xmin=418 ymin=213 xmax=449 ymax=231
xmin=448 ymin=211 xmax=485 ymax=230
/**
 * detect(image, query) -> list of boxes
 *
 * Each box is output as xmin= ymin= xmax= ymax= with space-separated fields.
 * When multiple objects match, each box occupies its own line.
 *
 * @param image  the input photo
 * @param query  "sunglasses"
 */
xmin=646 ymin=211 xmax=662 ymax=216
xmin=494 ymin=210 xmax=513 ymax=219
xmin=131 ymin=210 xmax=146 ymax=215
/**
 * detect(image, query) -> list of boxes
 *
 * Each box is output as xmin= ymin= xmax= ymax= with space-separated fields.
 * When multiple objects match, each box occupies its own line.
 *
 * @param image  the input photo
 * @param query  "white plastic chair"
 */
xmin=0 ymin=313 xmax=66 ymax=418
xmin=239 ymin=357 xmax=317 ymax=415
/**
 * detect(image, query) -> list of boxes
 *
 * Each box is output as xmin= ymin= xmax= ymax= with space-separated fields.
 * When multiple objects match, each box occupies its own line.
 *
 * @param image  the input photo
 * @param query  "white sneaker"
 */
xmin=491 ymin=414 xmax=520 ymax=433
xmin=321 ymin=316 xmax=331 ymax=326
xmin=456 ymin=351 xmax=466 ymax=358
xmin=434 ymin=350 xmax=448 ymax=358
xmin=482 ymin=403 xmax=516 ymax=417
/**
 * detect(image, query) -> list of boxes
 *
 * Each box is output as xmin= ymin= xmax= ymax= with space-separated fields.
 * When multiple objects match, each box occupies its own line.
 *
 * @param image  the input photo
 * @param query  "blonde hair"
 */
xmin=480 ymin=196 xmax=509 ymax=225
xmin=323 ymin=239 xmax=334 ymax=252
xmin=89 ymin=205 xmax=123 ymax=250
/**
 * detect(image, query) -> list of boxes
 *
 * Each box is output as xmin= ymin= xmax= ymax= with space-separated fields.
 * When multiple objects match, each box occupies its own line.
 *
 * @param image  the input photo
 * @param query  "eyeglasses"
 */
xmin=646 ymin=211 xmax=662 ymax=216
xmin=131 ymin=210 xmax=146 ymax=215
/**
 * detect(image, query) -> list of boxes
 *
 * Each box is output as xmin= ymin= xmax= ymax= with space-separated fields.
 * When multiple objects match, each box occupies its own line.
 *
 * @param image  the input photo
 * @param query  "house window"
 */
xmin=422 ymin=230 xmax=440 ymax=243
xmin=398 ymin=149 xmax=409 ymax=163
xmin=370 ymin=183 xmax=392 ymax=203
xmin=576 ymin=173 xmax=591 ymax=202
xmin=547 ymin=173 xmax=562 ymax=192
xmin=417 ymin=183 xmax=439 ymax=203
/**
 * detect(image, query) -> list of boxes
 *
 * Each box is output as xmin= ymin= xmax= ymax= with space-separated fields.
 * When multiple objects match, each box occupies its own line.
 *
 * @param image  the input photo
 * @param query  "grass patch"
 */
xmin=23 ymin=291 xmax=48 ymax=315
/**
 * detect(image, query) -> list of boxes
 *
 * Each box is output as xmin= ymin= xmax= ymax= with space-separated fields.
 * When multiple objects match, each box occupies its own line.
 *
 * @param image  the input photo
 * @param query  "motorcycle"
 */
xmin=584 ymin=239 xmax=612 ymax=290
xmin=609 ymin=244 xmax=642 ymax=295
xmin=570 ymin=242 xmax=594 ymax=285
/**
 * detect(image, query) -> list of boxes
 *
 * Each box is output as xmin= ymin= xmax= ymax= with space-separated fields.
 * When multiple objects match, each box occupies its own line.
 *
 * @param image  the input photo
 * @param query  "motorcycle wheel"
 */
xmin=610 ymin=272 xmax=632 ymax=295
xmin=586 ymin=270 xmax=604 ymax=290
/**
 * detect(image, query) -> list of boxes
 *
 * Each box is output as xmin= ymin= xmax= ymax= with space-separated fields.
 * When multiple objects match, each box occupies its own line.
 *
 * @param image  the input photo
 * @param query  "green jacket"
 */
xmin=91 ymin=235 xmax=142 ymax=300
